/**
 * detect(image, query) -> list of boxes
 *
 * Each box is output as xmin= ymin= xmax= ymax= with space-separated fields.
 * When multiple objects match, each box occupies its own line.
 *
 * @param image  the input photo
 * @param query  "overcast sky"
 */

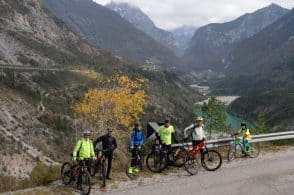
xmin=93 ymin=0 xmax=293 ymax=30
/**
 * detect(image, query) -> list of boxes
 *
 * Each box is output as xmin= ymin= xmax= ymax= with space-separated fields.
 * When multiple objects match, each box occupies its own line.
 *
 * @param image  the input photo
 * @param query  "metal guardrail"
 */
xmin=147 ymin=122 xmax=294 ymax=148
xmin=172 ymin=131 xmax=294 ymax=148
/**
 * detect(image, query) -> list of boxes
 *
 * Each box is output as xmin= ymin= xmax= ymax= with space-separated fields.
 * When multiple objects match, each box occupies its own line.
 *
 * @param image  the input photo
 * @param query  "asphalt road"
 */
xmin=97 ymin=148 xmax=294 ymax=195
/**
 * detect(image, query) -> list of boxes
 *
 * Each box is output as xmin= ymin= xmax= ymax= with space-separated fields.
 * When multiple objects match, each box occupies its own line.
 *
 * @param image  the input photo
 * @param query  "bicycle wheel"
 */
xmin=146 ymin=151 xmax=167 ymax=173
xmin=61 ymin=162 xmax=73 ymax=185
xmin=80 ymin=171 xmax=91 ymax=195
xmin=227 ymin=145 xmax=236 ymax=162
xmin=184 ymin=153 xmax=201 ymax=175
xmin=99 ymin=162 xmax=106 ymax=187
xmin=202 ymin=149 xmax=222 ymax=171
xmin=171 ymin=147 xmax=186 ymax=167
xmin=247 ymin=142 xmax=260 ymax=158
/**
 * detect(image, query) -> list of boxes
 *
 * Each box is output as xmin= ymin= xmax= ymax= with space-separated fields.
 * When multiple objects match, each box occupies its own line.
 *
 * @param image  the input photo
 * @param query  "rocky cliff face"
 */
xmin=171 ymin=25 xmax=197 ymax=55
xmin=0 ymin=0 xmax=111 ymax=67
xmin=184 ymin=4 xmax=289 ymax=71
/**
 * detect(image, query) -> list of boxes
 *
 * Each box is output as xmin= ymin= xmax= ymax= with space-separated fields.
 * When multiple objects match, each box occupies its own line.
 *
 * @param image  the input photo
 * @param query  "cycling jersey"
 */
xmin=156 ymin=125 xmax=175 ymax=145
xmin=184 ymin=123 xmax=206 ymax=141
xmin=130 ymin=129 xmax=144 ymax=146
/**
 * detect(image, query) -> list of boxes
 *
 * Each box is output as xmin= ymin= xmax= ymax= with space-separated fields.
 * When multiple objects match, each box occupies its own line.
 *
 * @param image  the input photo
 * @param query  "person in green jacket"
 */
xmin=72 ymin=130 xmax=96 ymax=188
xmin=231 ymin=122 xmax=252 ymax=153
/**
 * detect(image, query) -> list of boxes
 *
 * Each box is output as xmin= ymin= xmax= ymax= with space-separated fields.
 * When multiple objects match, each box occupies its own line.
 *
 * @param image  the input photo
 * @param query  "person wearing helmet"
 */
xmin=231 ymin=122 xmax=252 ymax=153
xmin=156 ymin=119 xmax=175 ymax=159
xmin=128 ymin=122 xmax=144 ymax=174
xmin=72 ymin=130 xmax=96 ymax=189
xmin=184 ymin=116 xmax=206 ymax=159
xmin=94 ymin=127 xmax=117 ymax=180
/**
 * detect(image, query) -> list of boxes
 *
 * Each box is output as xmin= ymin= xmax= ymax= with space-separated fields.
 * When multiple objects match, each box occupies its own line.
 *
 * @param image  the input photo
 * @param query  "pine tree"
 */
xmin=201 ymin=97 xmax=226 ymax=139
xmin=254 ymin=113 xmax=268 ymax=134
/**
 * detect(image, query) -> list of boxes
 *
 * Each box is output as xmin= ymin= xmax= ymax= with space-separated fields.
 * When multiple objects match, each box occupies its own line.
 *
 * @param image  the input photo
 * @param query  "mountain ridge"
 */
xmin=184 ymin=3 xmax=289 ymax=71
xmin=42 ymin=0 xmax=180 ymax=68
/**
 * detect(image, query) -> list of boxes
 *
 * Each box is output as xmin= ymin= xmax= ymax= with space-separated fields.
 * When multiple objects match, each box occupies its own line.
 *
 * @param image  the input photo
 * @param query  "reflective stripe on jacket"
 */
xmin=238 ymin=128 xmax=252 ymax=141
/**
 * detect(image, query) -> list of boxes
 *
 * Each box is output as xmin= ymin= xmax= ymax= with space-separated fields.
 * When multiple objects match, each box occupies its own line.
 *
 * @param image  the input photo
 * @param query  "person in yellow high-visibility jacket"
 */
xmin=72 ymin=130 xmax=96 ymax=189
xmin=232 ymin=122 xmax=252 ymax=153
xmin=156 ymin=119 xmax=175 ymax=160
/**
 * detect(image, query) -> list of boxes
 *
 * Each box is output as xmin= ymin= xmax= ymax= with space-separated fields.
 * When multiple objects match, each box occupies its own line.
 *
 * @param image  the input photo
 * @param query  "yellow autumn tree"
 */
xmin=73 ymin=75 xmax=146 ymax=131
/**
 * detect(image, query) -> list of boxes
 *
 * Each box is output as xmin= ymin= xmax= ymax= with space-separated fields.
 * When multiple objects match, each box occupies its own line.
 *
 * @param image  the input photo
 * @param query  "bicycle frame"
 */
xmin=73 ymin=160 xmax=88 ymax=177
xmin=93 ymin=149 xmax=107 ymax=168
xmin=232 ymin=136 xmax=247 ymax=152
xmin=184 ymin=140 xmax=206 ymax=157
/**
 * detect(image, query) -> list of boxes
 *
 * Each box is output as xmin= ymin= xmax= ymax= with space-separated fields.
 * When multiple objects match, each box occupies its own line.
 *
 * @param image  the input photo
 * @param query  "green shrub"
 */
xmin=0 ymin=175 xmax=17 ymax=192
xmin=19 ymin=161 xmax=60 ymax=189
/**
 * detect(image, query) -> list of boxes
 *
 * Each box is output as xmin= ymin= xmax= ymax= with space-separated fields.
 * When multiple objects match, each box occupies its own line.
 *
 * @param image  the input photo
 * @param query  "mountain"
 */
xmin=42 ymin=0 xmax=180 ymax=68
xmin=211 ymin=10 xmax=294 ymax=131
xmin=184 ymin=4 xmax=289 ymax=71
xmin=0 ymin=0 xmax=118 ymax=68
xmin=228 ymin=9 xmax=294 ymax=73
xmin=106 ymin=2 xmax=183 ymax=57
xmin=171 ymin=25 xmax=198 ymax=55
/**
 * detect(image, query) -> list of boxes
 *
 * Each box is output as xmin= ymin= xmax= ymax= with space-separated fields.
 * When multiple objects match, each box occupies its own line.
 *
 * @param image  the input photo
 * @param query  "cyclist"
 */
xmin=231 ymin=122 xmax=252 ymax=154
xmin=72 ymin=130 xmax=96 ymax=189
xmin=156 ymin=119 xmax=175 ymax=161
xmin=128 ymin=122 xmax=144 ymax=174
xmin=94 ymin=127 xmax=117 ymax=180
xmin=184 ymin=116 xmax=206 ymax=160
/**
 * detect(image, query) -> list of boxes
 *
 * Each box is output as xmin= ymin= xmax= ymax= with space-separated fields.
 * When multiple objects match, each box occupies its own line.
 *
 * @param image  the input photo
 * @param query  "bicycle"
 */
xmin=90 ymin=149 xmax=107 ymax=187
xmin=228 ymin=135 xmax=260 ymax=161
xmin=61 ymin=159 xmax=91 ymax=195
xmin=146 ymin=139 xmax=186 ymax=173
xmin=126 ymin=146 xmax=145 ymax=179
xmin=183 ymin=140 xmax=222 ymax=175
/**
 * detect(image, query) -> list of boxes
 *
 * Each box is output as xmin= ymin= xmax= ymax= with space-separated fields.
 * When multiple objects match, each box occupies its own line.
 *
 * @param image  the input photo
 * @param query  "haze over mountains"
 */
xmin=106 ymin=2 xmax=196 ymax=57
xmin=184 ymin=3 xmax=289 ymax=71
xmin=42 ymin=0 xmax=180 ymax=68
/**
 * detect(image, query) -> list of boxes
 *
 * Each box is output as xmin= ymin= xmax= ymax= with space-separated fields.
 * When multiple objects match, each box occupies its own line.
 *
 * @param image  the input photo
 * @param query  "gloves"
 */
xmin=138 ymin=146 xmax=141 ymax=150
xmin=72 ymin=156 xmax=76 ymax=162
xmin=92 ymin=156 xmax=97 ymax=160
xmin=130 ymin=145 xmax=134 ymax=149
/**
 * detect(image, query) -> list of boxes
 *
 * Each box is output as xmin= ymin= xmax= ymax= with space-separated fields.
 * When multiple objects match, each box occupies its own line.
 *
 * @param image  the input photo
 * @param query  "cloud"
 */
xmin=93 ymin=0 xmax=294 ymax=30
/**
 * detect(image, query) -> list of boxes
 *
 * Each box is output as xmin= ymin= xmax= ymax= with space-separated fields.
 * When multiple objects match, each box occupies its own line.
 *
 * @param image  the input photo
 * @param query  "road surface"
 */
xmin=97 ymin=148 xmax=294 ymax=195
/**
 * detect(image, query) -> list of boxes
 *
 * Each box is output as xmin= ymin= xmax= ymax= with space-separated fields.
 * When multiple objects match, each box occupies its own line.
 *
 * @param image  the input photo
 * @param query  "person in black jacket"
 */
xmin=93 ymin=127 xmax=117 ymax=180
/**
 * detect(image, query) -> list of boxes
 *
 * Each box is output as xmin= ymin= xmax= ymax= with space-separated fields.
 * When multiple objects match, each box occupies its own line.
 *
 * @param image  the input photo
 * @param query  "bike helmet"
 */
xmin=196 ymin=116 xmax=203 ymax=121
xmin=241 ymin=122 xmax=246 ymax=127
xmin=83 ymin=130 xmax=91 ymax=136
